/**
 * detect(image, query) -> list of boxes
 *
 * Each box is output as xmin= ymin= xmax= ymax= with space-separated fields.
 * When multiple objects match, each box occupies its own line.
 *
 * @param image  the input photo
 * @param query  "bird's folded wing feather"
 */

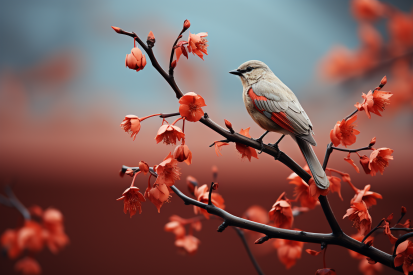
xmin=250 ymin=81 xmax=314 ymax=138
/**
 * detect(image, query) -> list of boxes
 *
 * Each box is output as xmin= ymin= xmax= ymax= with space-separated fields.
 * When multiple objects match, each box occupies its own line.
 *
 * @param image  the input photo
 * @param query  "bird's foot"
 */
xmin=269 ymin=135 xmax=285 ymax=160
xmin=253 ymin=131 xmax=270 ymax=154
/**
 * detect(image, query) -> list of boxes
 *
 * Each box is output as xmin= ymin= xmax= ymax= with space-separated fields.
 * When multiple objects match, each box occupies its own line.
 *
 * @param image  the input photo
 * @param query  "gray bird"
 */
xmin=230 ymin=60 xmax=329 ymax=189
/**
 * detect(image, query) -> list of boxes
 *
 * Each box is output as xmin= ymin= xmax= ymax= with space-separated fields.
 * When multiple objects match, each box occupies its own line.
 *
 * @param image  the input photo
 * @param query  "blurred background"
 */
xmin=1 ymin=0 xmax=413 ymax=274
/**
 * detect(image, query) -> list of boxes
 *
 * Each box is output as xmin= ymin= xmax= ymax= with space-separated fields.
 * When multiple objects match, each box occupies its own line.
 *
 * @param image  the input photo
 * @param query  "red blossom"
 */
xmin=351 ymin=185 xmax=382 ymax=208
xmin=359 ymin=155 xmax=371 ymax=174
xmin=173 ymin=143 xmax=192 ymax=165
xmin=164 ymin=220 xmax=186 ymax=239
xmin=306 ymin=249 xmax=322 ymax=256
xmin=111 ymin=26 xmax=122 ymax=33
xmin=193 ymin=184 xmax=225 ymax=219
xmin=1 ymin=229 xmax=21 ymax=259
xmin=155 ymin=124 xmax=185 ymax=145
xmin=144 ymin=182 xmax=170 ymax=213
xmin=186 ymin=175 xmax=198 ymax=195
xmin=344 ymin=153 xmax=360 ymax=173
xmin=42 ymin=208 xmax=69 ymax=253
xmin=236 ymin=128 xmax=258 ymax=161
xmin=242 ymin=205 xmax=269 ymax=225
xmin=369 ymin=148 xmax=394 ymax=176
xmin=175 ymin=41 xmax=189 ymax=62
xmin=125 ymin=47 xmax=147 ymax=72
xmin=269 ymin=192 xmax=294 ymax=229
xmin=309 ymin=178 xmax=329 ymax=198
xmin=154 ymin=152 xmax=181 ymax=186
xmin=328 ymin=176 xmax=343 ymax=201
xmin=355 ymin=90 xmax=393 ymax=119
xmin=183 ymin=19 xmax=190 ymax=29
xmin=214 ymin=141 xmax=228 ymax=156
xmin=359 ymin=258 xmax=382 ymax=275
xmin=383 ymin=220 xmax=398 ymax=244
xmin=288 ymin=167 xmax=319 ymax=209
xmin=178 ymin=92 xmax=206 ymax=122
xmin=187 ymin=32 xmax=208 ymax=60
xmin=117 ymin=186 xmax=146 ymax=217
xmin=175 ymin=235 xmax=200 ymax=255
xmin=343 ymin=198 xmax=372 ymax=236
xmin=273 ymin=237 xmax=304 ymax=269
xmin=147 ymin=31 xmax=155 ymax=46
xmin=120 ymin=115 xmax=141 ymax=141
xmin=15 ymin=257 xmax=41 ymax=275
xmin=330 ymin=115 xmax=360 ymax=147
xmin=139 ymin=161 xmax=149 ymax=174
xmin=394 ymin=240 xmax=413 ymax=275
xmin=17 ymin=221 xmax=44 ymax=253
xmin=351 ymin=0 xmax=384 ymax=21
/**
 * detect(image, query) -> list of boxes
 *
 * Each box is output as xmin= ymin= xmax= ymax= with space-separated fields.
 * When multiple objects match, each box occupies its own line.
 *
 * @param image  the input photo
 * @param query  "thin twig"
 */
xmin=234 ymin=227 xmax=265 ymax=275
xmin=331 ymin=146 xmax=372 ymax=153
xmin=362 ymin=219 xmax=385 ymax=243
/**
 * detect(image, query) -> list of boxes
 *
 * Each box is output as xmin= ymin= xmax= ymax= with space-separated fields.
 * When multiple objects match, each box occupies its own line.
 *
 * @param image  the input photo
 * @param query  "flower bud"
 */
xmin=183 ymin=19 xmax=190 ymax=30
xmin=173 ymin=144 xmax=192 ymax=165
xmin=120 ymin=115 xmax=141 ymax=141
xmin=139 ymin=161 xmax=149 ymax=175
xmin=386 ymin=213 xmax=393 ymax=223
xmin=402 ymin=206 xmax=407 ymax=215
xmin=380 ymin=75 xmax=387 ymax=87
xmin=359 ymin=155 xmax=371 ymax=175
xmin=212 ymin=182 xmax=219 ymax=190
xmin=171 ymin=60 xmax=177 ymax=69
xmin=369 ymin=137 xmax=376 ymax=147
xmin=224 ymin=119 xmax=234 ymax=133
xmin=147 ymin=31 xmax=155 ymax=48
xmin=125 ymin=48 xmax=147 ymax=72
xmin=111 ymin=26 xmax=122 ymax=33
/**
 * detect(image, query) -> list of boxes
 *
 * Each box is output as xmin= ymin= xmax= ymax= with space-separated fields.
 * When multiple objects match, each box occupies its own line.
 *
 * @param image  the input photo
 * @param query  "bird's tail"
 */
xmin=296 ymin=138 xmax=329 ymax=189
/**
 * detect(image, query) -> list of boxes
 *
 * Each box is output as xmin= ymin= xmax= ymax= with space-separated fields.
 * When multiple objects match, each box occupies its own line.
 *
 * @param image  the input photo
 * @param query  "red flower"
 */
xmin=15 ymin=257 xmax=41 ymax=275
xmin=178 ymin=92 xmax=206 ymax=122
xmin=214 ymin=141 xmax=229 ymax=156
xmin=187 ymin=32 xmax=209 ymax=60
xmin=183 ymin=19 xmax=190 ymax=29
xmin=155 ymin=124 xmax=185 ymax=145
xmin=288 ymin=169 xmax=319 ymax=209
xmin=350 ymin=184 xmax=382 ymax=208
xmin=243 ymin=205 xmax=269 ymax=225
xmin=139 ymin=161 xmax=149 ymax=174
xmin=120 ymin=115 xmax=141 ymax=141
xmin=269 ymin=192 xmax=294 ymax=229
xmin=394 ymin=240 xmax=413 ymax=275
xmin=193 ymin=184 xmax=225 ymax=219
xmin=236 ymin=128 xmax=258 ymax=161
xmin=164 ymin=221 xmax=186 ymax=239
xmin=330 ymin=115 xmax=360 ymax=147
xmin=355 ymin=90 xmax=393 ymax=119
xmin=1 ymin=229 xmax=21 ymax=259
xmin=369 ymin=148 xmax=394 ymax=176
xmin=175 ymin=235 xmax=200 ymax=255
xmin=17 ymin=221 xmax=44 ymax=253
xmin=173 ymin=144 xmax=192 ymax=165
xmin=117 ymin=186 xmax=146 ymax=217
xmin=186 ymin=175 xmax=198 ymax=195
xmin=388 ymin=12 xmax=413 ymax=48
xmin=273 ymin=237 xmax=304 ymax=269
xmin=344 ymin=153 xmax=360 ymax=173
xmin=125 ymin=47 xmax=146 ymax=72
xmin=42 ymin=208 xmax=69 ymax=253
xmin=351 ymin=0 xmax=384 ymax=21
xmin=175 ymin=41 xmax=189 ymax=62
xmin=309 ymin=178 xmax=329 ymax=198
xmin=359 ymin=258 xmax=382 ymax=275
xmin=328 ymin=176 xmax=343 ymax=201
xmin=383 ymin=220 xmax=398 ymax=244
xmin=144 ymin=182 xmax=170 ymax=213
xmin=343 ymin=198 xmax=372 ymax=236
xmin=155 ymin=152 xmax=181 ymax=186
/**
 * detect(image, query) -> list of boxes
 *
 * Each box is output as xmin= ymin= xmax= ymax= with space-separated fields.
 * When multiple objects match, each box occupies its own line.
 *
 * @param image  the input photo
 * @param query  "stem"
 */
xmin=139 ymin=113 xmax=161 ymax=122
xmin=331 ymin=146 xmax=372 ymax=153
xmin=171 ymin=117 xmax=183 ymax=126
xmin=208 ymin=182 xmax=214 ymax=206
xmin=362 ymin=219 xmax=385 ymax=243
xmin=234 ymin=227 xmax=265 ymax=275
xmin=4 ymin=185 xmax=31 ymax=220
xmin=393 ymin=232 xmax=413 ymax=257
xmin=160 ymin=112 xmax=180 ymax=118
xmin=323 ymin=245 xmax=328 ymax=269
xmin=169 ymin=28 xmax=186 ymax=75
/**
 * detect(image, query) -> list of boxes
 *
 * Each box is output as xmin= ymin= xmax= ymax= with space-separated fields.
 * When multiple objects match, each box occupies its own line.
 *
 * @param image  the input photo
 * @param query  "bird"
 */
xmin=229 ymin=60 xmax=329 ymax=189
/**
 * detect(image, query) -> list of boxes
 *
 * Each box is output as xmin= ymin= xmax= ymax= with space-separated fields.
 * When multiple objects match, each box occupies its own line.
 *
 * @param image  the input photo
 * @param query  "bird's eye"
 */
xmin=247 ymin=66 xmax=254 ymax=72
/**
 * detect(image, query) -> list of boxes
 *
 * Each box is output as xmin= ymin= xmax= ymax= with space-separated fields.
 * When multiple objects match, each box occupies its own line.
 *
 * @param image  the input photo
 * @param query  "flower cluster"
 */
xmin=1 ymin=206 xmax=69 ymax=275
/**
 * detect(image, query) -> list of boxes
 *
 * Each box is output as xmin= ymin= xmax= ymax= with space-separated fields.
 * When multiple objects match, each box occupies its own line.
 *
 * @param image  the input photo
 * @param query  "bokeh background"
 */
xmin=1 ymin=0 xmax=413 ymax=274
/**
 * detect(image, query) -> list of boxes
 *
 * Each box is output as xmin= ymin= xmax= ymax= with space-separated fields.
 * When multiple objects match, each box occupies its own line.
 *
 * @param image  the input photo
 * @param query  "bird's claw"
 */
xmin=253 ymin=138 xmax=265 ymax=154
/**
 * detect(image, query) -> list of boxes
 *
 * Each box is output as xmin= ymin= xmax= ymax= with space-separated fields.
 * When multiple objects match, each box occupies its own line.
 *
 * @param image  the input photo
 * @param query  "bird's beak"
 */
xmin=229 ymin=69 xmax=243 ymax=76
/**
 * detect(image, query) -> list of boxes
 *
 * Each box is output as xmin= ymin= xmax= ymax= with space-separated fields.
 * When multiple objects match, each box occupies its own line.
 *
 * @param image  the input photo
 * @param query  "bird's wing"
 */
xmin=250 ymin=81 xmax=316 ymax=145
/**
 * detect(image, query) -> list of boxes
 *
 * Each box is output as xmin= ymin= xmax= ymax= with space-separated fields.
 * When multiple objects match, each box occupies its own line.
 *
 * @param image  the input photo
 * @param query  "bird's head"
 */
xmin=229 ymin=60 xmax=271 ymax=86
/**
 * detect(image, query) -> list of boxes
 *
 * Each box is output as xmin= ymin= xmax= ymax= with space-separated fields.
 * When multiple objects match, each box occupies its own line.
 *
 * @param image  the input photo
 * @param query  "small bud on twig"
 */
xmin=255 ymin=235 xmax=270 ymax=244
xmin=111 ymin=26 xmax=122 ymax=33
xmin=386 ymin=213 xmax=393 ymax=223
xmin=217 ymin=221 xmax=228 ymax=232
xmin=147 ymin=31 xmax=156 ymax=48
xmin=402 ymin=206 xmax=407 ymax=215
xmin=171 ymin=60 xmax=177 ymax=69
xmin=212 ymin=182 xmax=219 ymax=190
xmin=224 ymin=119 xmax=235 ymax=134
xmin=369 ymin=137 xmax=376 ymax=147
xmin=380 ymin=76 xmax=387 ymax=87
xmin=183 ymin=19 xmax=190 ymax=30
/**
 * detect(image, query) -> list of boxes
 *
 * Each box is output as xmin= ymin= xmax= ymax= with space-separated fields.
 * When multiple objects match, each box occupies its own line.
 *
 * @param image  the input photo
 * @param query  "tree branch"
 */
xmin=233 ymin=227 xmax=265 ymax=275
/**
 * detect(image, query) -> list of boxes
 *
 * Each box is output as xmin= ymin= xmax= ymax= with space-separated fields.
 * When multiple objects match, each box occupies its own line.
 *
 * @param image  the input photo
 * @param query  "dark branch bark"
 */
xmin=233 ymin=227 xmax=265 ymax=275
xmin=3 ymin=185 xmax=31 ymax=220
